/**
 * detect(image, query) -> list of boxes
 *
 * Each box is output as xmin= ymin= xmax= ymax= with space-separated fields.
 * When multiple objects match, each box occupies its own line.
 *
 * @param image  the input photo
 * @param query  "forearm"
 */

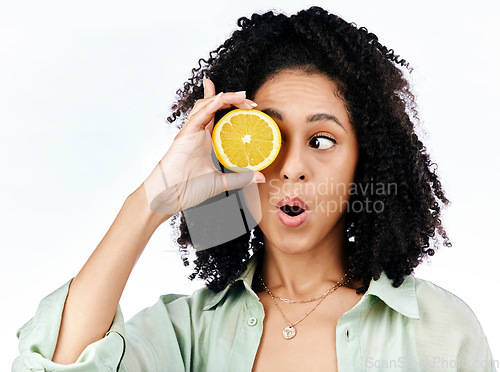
xmin=52 ymin=183 xmax=169 ymax=364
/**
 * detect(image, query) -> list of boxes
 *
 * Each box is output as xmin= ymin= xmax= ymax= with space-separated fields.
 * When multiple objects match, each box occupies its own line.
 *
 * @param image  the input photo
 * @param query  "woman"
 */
xmin=13 ymin=6 xmax=495 ymax=371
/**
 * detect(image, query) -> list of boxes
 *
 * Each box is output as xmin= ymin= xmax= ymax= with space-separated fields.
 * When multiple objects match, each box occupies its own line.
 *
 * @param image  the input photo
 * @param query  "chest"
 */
xmin=251 ymin=293 xmax=344 ymax=372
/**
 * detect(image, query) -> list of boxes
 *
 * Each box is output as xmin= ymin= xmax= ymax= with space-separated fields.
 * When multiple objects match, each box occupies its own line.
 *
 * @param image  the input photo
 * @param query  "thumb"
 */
xmin=220 ymin=171 xmax=266 ymax=192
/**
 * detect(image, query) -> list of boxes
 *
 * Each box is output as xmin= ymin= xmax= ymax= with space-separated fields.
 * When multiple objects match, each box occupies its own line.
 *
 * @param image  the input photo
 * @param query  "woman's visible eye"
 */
xmin=309 ymin=134 xmax=337 ymax=150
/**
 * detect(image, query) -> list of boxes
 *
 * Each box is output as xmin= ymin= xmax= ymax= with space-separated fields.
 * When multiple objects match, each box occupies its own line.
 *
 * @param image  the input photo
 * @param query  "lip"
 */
xmin=277 ymin=208 xmax=308 ymax=227
xmin=276 ymin=196 xmax=309 ymax=211
xmin=276 ymin=196 xmax=309 ymax=228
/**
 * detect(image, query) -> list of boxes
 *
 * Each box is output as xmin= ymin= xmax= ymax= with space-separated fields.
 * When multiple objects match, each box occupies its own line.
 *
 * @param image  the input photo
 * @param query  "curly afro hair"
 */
xmin=166 ymin=6 xmax=451 ymax=293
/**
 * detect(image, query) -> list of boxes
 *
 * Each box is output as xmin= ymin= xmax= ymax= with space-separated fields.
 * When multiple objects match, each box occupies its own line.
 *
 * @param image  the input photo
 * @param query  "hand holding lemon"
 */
xmin=212 ymin=109 xmax=281 ymax=172
xmin=143 ymin=79 xmax=281 ymax=217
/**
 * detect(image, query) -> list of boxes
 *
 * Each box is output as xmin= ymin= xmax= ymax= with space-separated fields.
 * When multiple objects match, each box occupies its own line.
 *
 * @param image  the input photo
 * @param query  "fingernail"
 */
xmin=235 ymin=90 xmax=246 ymax=96
xmin=244 ymin=99 xmax=258 ymax=107
xmin=213 ymin=92 xmax=223 ymax=101
xmin=252 ymin=172 xmax=266 ymax=184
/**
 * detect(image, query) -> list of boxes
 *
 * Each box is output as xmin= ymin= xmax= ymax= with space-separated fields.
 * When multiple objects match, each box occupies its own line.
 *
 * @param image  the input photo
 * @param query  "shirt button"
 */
xmin=247 ymin=317 xmax=258 ymax=326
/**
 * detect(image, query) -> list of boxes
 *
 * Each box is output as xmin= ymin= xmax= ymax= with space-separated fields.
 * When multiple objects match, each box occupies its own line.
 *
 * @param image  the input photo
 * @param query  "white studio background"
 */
xmin=1 ymin=0 xmax=498 ymax=369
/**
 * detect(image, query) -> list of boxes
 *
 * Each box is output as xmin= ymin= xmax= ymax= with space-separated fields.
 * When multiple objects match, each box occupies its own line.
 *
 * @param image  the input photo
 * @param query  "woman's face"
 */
xmin=246 ymin=69 xmax=359 ymax=254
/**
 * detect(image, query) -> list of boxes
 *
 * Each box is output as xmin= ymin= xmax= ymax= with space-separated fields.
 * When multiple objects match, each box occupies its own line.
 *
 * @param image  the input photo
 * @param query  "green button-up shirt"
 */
xmin=13 ymin=254 xmax=496 ymax=371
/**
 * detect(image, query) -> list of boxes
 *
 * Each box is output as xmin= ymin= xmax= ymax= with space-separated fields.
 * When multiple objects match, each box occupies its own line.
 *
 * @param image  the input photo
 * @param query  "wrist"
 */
xmin=127 ymin=184 xmax=172 ymax=231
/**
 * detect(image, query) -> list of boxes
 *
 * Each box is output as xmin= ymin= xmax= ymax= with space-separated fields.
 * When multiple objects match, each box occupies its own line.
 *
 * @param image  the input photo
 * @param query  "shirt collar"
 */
xmin=203 ymin=254 xmax=419 ymax=319
xmin=202 ymin=254 xmax=260 ymax=311
xmin=365 ymin=271 xmax=420 ymax=319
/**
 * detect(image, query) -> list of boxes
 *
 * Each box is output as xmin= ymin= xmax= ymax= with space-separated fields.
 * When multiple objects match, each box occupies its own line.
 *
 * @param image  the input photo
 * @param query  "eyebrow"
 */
xmin=260 ymin=108 xmax=347 ymax=132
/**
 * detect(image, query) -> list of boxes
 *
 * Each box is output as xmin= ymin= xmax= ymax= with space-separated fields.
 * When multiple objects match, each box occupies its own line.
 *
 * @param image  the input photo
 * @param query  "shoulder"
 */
xmin=124 ymin=287 xmax=218 ymax=340
xmin=128 ymin=286 xmax=216 ymax=321
xmin=413 ymin=276 xmax=481 ymax=328
xmin=157 ymin=286 xmax=216 ymax=313
xmin=412 ymin=276 xmax=495 ymax=361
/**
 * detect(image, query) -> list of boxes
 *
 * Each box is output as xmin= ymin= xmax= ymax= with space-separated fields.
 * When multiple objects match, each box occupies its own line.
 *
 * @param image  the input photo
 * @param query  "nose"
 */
xmin=278 ymin=141 xmax=307 ymax=181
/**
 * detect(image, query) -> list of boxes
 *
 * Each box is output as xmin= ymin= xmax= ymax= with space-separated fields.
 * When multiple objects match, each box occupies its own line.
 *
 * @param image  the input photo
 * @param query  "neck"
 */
xmin=258 ymin=232 xmax=350 ymax=299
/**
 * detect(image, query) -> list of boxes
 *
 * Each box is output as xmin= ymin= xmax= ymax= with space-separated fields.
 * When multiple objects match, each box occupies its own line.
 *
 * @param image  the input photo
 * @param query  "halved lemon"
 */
xmin=212 ymin=109 xmax=281 ymax=172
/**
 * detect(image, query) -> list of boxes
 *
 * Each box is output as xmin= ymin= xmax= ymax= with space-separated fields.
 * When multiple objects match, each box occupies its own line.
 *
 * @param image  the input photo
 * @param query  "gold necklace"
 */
xmin=258 ymin=272 xmax=350 ymax=303
xmin=258 ymin=273 xmax=351 ymax=340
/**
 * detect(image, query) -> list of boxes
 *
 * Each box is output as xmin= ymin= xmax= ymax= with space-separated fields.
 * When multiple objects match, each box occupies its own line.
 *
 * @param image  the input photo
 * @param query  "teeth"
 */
xmin=280 ymin=205 xmax=305 ymax=216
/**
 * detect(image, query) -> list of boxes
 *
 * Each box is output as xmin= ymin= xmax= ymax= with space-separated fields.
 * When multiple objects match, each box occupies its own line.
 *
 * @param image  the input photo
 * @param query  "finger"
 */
xmin=185 ymin=78 xmax=216 ymax=121
xmin=199 ymin=98 xmax=258 ymax=133
xmin=203 ymin=78 xmax=216 ymax=131
xmin=194 ymin=90 xmax=250 ymax=114
xmin=203 ymin=99 xmax=258 ymax=133
xmin=181 ymin=92 xmax=255 ymax=137
xmin=205 ymin=99 xmax=257 ymax=134
xmin=203 ymin=78 xmax=216 ymax=99
xmin=214 ymin=98 xmax=258 ymax=111
xmin=185 ymin=86 xmax=222 ymax=120
xmin=215 ymin=171 xmax=266 ymax=195
xmin=190 ymin=91 xmax=256 ymax=120
xmin=195 ymin=91 xmax=257 ymax=121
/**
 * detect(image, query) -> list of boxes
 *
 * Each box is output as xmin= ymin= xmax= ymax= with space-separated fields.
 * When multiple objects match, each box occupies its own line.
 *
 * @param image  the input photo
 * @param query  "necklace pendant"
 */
xmin=283 ymin=326 xmax=296 ymax=340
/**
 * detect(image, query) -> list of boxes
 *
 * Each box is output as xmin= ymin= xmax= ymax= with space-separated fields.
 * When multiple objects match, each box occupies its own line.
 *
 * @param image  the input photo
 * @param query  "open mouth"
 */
xmin=279 ymin=205 xmax=306 ymax=217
